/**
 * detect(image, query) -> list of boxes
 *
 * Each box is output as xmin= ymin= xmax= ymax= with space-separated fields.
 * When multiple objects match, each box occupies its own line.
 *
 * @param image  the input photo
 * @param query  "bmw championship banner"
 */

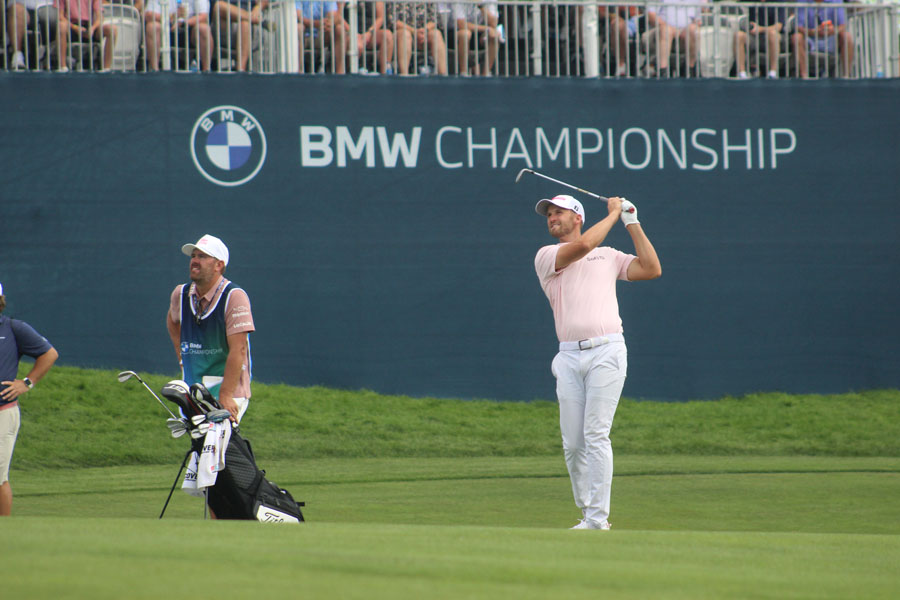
xmin=2 ymin=74 xmax=899 ymax=401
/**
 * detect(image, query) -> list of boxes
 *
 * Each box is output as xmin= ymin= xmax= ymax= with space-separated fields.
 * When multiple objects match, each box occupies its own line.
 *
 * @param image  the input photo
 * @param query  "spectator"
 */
xmin=58 ymin=0 xmax=117 ymax=71
xmin=649 ymin=0 xmax=706 ymax=77
xmin=144 ymin=0 xmax=212 ymax=71
xmin=296 ymin=0 xmax=346 ymax=73
xmin=793 ymin=0 xmax=854 ymax=78
xmin=598 ymin=5 xmax=633 ymax=77
xmin=741 ymin=0 xmax=789 ymax=79
xmin=211 ymin=0 xmax=268 ymax=72
xmin=388 ymin=0 xmax=448 ymax=76
xmin=5 ymin=0 xmax=69 ymax=71
xmin=452 ymin=0 xmax=500 ymax=76
xmin=0 ymin=282 xmax=59 ymax=516
xmin=341 ymin=0 xmax=393 ymax=74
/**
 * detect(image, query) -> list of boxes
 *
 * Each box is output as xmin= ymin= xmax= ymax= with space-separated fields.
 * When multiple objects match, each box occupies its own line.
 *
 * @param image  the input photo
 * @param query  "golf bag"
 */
xmin=160 ymin=380 xmax=305 ymax=522
xmin=196 ymin=429 xmax=305 ymax=522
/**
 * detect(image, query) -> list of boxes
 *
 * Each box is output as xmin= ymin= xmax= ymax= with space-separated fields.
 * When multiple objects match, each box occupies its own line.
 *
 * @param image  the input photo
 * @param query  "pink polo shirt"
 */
xmin=535 ymin=244 xmax=635 ymax=342
xmin=59 ymin=0 xmax=100 ymax=24
xmin=169 ymin=277 xmax=255 ymax=399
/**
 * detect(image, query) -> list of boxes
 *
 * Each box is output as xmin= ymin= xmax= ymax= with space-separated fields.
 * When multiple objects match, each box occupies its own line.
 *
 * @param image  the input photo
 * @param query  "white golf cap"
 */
xmin=182 ymin=234 xmax=229 ymax=266
xmin=0 ymin=282 xmax=3 ymax=296
xmin=535 ymin=194 xmax=585 ymax=222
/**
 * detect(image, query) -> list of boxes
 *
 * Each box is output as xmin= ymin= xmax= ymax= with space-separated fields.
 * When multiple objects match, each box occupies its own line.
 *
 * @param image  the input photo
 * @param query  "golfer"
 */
xmin=167 ymin=234 xmax=254 ymax=423
xmin=534 ymin=194 xmax=661 ymax=530
xmin=0 ymin=283 xmax=58 ymax=516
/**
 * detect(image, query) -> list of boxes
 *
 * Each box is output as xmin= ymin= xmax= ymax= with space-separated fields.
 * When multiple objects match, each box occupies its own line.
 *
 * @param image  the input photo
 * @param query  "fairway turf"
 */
xmin=5 ymin=517 xmax=900 ymax=600
xmin=7 ymin=456 xmax=900 ymax=599
xmin=5 ymin=368 xmax=900 ymax=598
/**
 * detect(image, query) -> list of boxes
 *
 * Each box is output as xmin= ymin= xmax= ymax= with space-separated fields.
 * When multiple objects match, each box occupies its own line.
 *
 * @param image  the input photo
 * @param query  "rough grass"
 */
xmin=12 ymin=365 xmax=900 ymax=470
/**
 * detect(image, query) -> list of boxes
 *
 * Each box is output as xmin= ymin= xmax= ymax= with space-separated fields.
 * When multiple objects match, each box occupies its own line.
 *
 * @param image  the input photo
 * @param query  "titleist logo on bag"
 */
xmin=256 ymin=505 xmax=302 ymax=524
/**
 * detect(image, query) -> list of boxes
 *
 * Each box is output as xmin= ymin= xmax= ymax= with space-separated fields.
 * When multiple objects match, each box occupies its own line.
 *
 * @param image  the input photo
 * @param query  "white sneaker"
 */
xmin=57 ymin=66 xmax=69 ymax=73
xmin=767 ymin=70 xmax=778 ymax=80
xmin=570 ymin=519 xmax=611 ymax=530
xmin=12 ymin=51 xmax=26 ymax=70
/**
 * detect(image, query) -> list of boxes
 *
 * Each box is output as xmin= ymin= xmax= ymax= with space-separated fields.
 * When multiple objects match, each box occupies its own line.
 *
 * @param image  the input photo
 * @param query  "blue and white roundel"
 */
xmin=206 ymin=122 xmax=253 ymax=170
xmin=190 ymin=106 xmax=266 ymax=187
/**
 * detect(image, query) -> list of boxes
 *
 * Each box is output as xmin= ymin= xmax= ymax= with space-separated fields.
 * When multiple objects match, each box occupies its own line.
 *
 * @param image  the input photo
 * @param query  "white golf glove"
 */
xmin=620 ymin=200 xmax=639 ymax=227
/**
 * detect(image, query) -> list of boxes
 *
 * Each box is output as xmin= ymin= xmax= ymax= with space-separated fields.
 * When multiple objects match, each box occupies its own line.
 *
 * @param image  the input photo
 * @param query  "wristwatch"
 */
xmin=23 ymin=377 xmax=34 ymax=389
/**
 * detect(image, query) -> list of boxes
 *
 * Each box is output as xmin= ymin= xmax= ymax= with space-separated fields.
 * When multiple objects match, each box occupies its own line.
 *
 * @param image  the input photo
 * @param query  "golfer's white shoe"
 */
xmin=570 ymin=519 xmax=611 ymax=530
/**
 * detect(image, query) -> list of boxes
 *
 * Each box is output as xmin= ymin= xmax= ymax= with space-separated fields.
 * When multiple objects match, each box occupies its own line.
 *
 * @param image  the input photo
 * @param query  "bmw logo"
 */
xmin=190 ymin=106 xmax=267 ymax=187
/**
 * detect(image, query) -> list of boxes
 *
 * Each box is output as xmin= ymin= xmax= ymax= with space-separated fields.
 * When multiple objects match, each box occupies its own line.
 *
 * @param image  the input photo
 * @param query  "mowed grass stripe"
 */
xmin=12 ymin=455 xmax=899 ymax=494
xmin=5 ymin=519 xmax=900 ymax=600
xmin=10 ymin=458 xmax=900 ymax=534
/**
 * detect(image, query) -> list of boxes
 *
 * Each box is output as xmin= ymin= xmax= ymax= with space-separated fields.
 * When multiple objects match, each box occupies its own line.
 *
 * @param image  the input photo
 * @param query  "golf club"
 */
xmin=167 ymin=418 xmax=188 ymax=439
xmin=515 ymin=169 xmax=636 ymax=213
xmin=515 ymin=168 xmax=610 ymax=202
xmin=207 ymin=409 xmax=231 ymax=423
xmin=117 ymin=370 xmax=181 ymax=420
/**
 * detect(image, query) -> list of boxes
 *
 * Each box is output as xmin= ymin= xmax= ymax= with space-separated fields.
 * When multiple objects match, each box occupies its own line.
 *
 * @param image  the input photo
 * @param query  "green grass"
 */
xmin=6 ymin=518 xmax=899 ymax=600
xmin=5 ymin=365 xmax=900 ymax=599
xmin=13 ymin=366 xmax=900 ymax=469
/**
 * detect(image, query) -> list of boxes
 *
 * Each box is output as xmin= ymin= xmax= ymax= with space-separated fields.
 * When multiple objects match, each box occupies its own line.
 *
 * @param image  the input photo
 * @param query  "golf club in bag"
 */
xmin=118 ymin=371 xmax=305 ymax=523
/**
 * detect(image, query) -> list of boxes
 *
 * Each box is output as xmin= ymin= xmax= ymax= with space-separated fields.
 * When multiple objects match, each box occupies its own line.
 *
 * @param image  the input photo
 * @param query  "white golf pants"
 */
xmin=552 ymin=336 xmax=627 ymax=525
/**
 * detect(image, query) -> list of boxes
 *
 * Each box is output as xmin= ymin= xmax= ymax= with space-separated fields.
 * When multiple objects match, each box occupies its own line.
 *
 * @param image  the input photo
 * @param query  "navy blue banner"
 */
xmin=2 ymin=74 xmax=898 ymax=400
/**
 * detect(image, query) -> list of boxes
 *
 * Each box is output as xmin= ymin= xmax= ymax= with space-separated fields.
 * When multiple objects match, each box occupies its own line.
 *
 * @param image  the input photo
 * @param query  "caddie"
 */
xmin=166 ymin=234 xmax=255 ymax=424
xmin=534 ymin=194 xmax=661 ymax=530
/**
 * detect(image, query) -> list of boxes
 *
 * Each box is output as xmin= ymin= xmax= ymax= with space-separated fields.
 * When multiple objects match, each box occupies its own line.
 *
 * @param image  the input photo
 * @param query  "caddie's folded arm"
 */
xmin=166 ymin=311 xmax=182 ymax=363
xmin=218 ymin=332 xmax=248 ymax=421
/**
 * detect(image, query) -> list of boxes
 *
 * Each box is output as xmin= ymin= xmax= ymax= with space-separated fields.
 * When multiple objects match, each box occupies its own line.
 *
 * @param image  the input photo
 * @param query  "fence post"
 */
xmin=583 ymin=3 xmax=599 ymax=77
xmin=531 ymin=2 xmax=543 ymax=75
xmin=348 ymin=0 xmax=359 ymax=73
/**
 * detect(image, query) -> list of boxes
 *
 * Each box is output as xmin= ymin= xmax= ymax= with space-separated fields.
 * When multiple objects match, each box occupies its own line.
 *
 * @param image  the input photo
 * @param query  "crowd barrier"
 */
xmin=2 ymin=1 xmax=898 ymax=78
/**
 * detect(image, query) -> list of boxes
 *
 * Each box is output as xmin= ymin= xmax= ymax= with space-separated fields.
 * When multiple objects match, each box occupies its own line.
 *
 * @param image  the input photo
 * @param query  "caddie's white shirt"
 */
xmin=535 ymin=244 xmax=635 ymax=342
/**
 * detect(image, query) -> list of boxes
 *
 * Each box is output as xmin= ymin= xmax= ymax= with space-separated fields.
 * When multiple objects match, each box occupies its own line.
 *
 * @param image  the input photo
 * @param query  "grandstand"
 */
xmin=2 ymin=1 xmax=897 ymax=78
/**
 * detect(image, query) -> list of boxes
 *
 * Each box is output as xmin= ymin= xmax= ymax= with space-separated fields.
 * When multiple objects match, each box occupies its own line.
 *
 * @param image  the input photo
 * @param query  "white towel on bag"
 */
xmin=182 ymin=421 xmax=232 ymax=495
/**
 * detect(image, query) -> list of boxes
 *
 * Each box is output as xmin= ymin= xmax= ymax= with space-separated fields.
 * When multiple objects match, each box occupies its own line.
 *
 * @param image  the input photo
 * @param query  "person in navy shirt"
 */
xmin=0 ymin=282 xmax=58 ymax=516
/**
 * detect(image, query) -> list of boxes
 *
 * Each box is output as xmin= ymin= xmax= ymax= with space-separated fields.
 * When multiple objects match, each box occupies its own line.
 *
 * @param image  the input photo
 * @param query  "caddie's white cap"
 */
xmin=0 ymin=282 xmax=4 ymax=296
xmin=182 ymin=234 xmax=229 ymax=266
xmin=535 ymin=194 xmax=586 ymax=223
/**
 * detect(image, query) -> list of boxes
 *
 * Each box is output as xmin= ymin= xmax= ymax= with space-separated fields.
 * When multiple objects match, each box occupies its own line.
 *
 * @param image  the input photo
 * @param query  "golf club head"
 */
xmin=117 ymin=371 xmax=138 ymax=383
xmin=206 ymin=409 xmax=231 ymax=423
xmin=515 ymin=168 xmax=532 ymax=183
xmin=189 ymin=383 xmax=220 ymax=413
xmin=167 ymin=418 xmax=188 ymax=439
xmin=161 ymin=380 xmax=202 ymax=417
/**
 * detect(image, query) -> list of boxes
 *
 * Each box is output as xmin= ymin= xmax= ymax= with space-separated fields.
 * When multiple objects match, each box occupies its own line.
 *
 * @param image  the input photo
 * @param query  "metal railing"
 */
xmin=2 ymin=1 xmax=897 ymax=77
